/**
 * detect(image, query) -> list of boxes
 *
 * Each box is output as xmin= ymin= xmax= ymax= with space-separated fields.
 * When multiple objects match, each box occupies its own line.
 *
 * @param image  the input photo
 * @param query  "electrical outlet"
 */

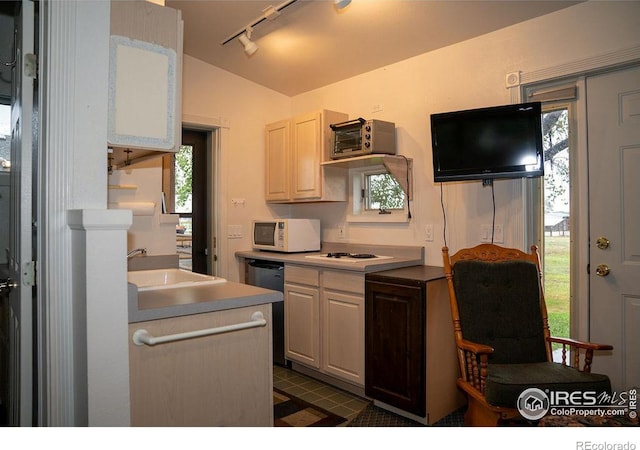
xmin=480 ymin=224 xmax=491 ymax=243
xmin=338 ymin=223 xmax=347 ymax=240
xmin=425 ymin=224 xmax=434 ymax=242
xmin=494 ymin=224 xmax=504 ymax=244
xmin=227 ymin=225 xmax=243 ymax=239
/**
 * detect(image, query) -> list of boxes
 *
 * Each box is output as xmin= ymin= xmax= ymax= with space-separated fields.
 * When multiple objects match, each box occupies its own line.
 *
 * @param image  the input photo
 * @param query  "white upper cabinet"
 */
xmin=265 ymin=110 xmax=349 ymax=203
xmin=108 ymin=0 xmax=183 ymax=164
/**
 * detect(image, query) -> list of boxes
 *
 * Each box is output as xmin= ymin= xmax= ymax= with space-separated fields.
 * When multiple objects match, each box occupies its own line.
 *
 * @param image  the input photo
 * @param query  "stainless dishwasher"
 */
xmin=247 ymin=259 xmax=287 ymax=366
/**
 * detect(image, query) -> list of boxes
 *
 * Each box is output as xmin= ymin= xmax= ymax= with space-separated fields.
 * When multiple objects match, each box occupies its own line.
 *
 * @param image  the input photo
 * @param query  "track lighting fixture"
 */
xmin=220 ymin=0 xmax=351 ymax=56
xmin=334 ymin=0 xmax=351 ymax=10
xmin=238 ymin=28 xmax=259 ymax=56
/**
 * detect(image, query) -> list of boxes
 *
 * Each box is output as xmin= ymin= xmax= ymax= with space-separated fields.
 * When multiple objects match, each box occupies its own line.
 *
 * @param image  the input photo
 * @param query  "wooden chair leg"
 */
xmin=464 ymin=396 xmax=501 ymax=426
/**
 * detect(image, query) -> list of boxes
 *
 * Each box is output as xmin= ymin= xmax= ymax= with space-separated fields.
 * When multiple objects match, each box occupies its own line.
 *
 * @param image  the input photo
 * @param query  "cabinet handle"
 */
xmin=132 ymin=311 xmax=267 ymax=346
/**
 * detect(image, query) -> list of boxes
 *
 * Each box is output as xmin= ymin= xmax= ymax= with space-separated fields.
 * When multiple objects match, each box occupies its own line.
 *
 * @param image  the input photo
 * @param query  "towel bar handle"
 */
xmin=132 ymin=311 xmax=267 ymax=346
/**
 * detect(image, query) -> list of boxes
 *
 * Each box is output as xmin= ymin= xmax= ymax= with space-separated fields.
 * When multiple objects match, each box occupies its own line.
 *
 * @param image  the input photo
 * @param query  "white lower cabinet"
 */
xmin=285 ymin=265 xmax=365 ymax=386
xmin=284 ymin=279 xmax=320 ymax=368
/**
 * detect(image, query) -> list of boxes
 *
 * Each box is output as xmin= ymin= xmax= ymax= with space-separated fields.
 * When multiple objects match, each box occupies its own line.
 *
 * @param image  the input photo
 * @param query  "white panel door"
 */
xmin=587 ymin=64 xmax=640 ymax=392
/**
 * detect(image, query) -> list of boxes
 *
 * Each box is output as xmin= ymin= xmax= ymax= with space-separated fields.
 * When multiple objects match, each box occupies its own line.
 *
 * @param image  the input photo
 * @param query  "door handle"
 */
xmin=595 ymin=264 xmax=611 ymax=277
xmin=596 ymin=237 xmax=610 ymax=250
xmin=0 ymin=278 xmax=18 ymax=295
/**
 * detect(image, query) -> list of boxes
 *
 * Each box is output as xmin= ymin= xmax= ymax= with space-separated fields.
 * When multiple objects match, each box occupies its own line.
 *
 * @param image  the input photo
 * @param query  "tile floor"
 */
xmin=273 ymin=365 xmax=370 ymax=425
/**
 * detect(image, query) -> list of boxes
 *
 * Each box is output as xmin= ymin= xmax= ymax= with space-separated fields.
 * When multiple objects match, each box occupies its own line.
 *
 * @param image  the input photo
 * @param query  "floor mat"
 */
xmin=347 ymin=404 xmax=466 ymax=427
xmin=347 ymin=403 xmax=424 ymax=427
xmin=273 ymin=388 xmax=347 ymax=427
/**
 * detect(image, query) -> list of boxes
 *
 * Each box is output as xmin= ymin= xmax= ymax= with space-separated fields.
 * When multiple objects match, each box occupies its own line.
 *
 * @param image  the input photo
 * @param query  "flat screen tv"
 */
xmin=430 ymin=102 xmax=544 ymax=183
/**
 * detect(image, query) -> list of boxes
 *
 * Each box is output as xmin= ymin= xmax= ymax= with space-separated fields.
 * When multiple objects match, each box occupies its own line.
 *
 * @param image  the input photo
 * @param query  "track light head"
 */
xmin=238 ymin=29 xmax=258 ymax=56
xmin=334 ymin=0 xmax=351 ymax=10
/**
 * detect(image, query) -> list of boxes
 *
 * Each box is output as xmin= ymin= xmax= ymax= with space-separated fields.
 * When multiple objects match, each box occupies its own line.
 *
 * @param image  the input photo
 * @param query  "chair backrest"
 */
xmin=443 ymin=244 xmax=552 ymax=365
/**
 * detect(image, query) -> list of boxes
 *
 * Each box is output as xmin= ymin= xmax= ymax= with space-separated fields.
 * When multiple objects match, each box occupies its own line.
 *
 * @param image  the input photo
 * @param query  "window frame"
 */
xmin=347 ymin=165 xmax=409 ymax=223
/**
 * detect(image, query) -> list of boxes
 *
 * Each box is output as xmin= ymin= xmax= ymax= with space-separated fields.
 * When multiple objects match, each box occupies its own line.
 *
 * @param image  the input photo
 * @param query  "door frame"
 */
xmin=181 ymin=114 xmax=227 ymax=278
xmin=513 ymin=45 xmax=640 ymax=342
xmin=522 ymin=92 xmax=583 ymax=341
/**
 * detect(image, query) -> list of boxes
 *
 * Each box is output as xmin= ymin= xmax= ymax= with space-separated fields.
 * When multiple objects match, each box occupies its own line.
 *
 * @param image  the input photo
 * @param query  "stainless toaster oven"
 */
xmin=330 ymin=118 xmax=396 ymax=159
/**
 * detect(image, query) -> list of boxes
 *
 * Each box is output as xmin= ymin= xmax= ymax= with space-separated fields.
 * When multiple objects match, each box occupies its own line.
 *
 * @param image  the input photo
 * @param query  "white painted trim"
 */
xmin=180 ymin=114 xmax=226 ymax=278
xmin=39 ymin=0 xmax=77 ymax=426
xmin=68 ymin=209 xmax=133 ymax=231
xmin=40 ymin=1 xmax=125 ymax=426
xmin=521 ymin=45 xmax=640 ymax=86
xmin=68 ymin=209 xmax=132 ymax=426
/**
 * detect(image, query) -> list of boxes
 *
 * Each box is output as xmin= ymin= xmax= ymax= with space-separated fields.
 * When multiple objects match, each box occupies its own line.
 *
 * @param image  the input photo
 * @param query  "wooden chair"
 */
xmin=442 ymin=243 xmax=613 ymax=426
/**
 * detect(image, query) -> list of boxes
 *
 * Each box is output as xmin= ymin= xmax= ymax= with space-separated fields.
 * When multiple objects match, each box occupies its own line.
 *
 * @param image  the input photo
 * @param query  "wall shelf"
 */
xmin=322 ymin=155 xmax=413 ymax=201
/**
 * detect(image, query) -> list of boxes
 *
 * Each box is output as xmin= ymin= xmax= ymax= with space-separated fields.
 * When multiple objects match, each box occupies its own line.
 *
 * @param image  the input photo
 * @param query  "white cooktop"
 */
xmin=304 ymin=254 xmax=393 ymax=263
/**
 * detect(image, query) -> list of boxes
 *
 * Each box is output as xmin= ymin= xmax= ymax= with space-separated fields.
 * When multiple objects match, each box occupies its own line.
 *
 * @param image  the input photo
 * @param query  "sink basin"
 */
xmin=128 ymin=268 xmax=226 ymax=292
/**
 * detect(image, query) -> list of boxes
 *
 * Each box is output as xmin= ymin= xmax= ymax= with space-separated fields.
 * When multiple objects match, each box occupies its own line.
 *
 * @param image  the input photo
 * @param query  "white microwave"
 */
xmin=252 ymin=219 xmax=321 ymax=253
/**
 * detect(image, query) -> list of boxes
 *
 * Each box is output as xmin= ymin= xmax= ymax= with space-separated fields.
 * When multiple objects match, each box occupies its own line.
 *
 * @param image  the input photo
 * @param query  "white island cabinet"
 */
xmin=128 ymin=303 xmax=273 ymax=426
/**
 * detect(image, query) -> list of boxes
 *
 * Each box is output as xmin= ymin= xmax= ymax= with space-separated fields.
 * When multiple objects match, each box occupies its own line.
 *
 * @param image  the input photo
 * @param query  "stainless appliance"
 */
xmin=330 ymin=118 xmax=396 ymax=159
xmin=252 ymin=218 xmax=320 ymax=253
xmin=247 ymin=259 xmax=287 ymax=367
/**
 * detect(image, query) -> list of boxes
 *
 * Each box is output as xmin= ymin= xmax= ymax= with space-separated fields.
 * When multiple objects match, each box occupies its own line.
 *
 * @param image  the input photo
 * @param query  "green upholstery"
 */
xmin=485 ymin=363 xmax=612 ymax=408
xmin=453 ymin=260 xmax=547 ymax=364
xmin=452 ymin=259 xmax=612 ymax=409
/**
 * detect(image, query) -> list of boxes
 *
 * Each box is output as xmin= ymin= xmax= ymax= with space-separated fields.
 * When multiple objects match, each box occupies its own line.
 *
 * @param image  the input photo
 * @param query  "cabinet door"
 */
xmin=109 ymin=1 xmax=182 ymax=152
xmin=265 ymin=119 xmax=290 ymax=201
xmin=322 ymin=290 xmax=364 ymax=386
xmin=284 ymin=283 xmax=320 ymax=368
xmin=291 ymin=112 xmax=323 ymax=200
xmin=365 ymin=280 xmax=426 ymax=416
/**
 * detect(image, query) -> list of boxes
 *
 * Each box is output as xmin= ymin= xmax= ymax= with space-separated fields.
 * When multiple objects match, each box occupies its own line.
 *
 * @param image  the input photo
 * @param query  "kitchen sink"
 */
xmin=128 ymin=268 xmax=226 ymax=292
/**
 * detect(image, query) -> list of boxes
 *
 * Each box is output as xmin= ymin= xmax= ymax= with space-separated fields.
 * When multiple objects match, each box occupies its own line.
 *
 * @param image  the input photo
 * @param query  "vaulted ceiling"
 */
xmin=166 ymin=0 xmax=581 ymax=96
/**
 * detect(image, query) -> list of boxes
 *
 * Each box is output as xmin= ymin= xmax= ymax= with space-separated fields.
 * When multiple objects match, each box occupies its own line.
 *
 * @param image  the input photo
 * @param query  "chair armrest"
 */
xmin=457 ymin=338 xmax=494 ymax=392
xmin=458 ymin=338 xmax=494 ymax=355
xmin=547 ymin=336 xmax=613 ymax=373
xmin=548 ymin=336 xmax=613 ymax=351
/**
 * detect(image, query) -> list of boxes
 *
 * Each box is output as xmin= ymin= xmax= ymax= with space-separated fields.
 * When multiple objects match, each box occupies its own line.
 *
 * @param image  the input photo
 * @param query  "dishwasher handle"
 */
xmin=248 ymin=260 xmax=284 ymax=270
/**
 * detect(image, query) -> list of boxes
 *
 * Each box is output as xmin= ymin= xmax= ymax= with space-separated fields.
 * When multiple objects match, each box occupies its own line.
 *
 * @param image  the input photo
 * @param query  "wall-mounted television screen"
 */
xmin=430 ymin=102 xmax=544 ymax=183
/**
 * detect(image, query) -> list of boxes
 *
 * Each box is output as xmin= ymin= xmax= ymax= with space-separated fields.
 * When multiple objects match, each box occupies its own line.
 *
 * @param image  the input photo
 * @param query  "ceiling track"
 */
xmin=219 ymin=0 xmax=299 ymax=46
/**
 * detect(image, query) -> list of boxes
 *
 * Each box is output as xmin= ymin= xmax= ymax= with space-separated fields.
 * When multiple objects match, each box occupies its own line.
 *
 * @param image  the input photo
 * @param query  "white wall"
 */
xmin=181 ymin=56 xmax=292 ymax=280
xmin=177 ymin=1 xmax=640 ymax=278
xmin=108 ymin=160 xmax=177 ymax=256
xmin=289 ymin=0 xmax=640 ymax=265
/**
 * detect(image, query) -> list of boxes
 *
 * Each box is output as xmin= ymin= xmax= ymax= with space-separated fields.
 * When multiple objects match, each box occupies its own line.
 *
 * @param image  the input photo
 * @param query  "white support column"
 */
xmin=68 ymin=209 xmax=132 ymax=426
xmin=39 ymin=1 xmax=112 ymax=425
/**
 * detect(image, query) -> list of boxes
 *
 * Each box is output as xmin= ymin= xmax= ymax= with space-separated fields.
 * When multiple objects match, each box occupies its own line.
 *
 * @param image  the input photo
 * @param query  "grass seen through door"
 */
xmin=543 ymin=236 xmax=570 ymax=343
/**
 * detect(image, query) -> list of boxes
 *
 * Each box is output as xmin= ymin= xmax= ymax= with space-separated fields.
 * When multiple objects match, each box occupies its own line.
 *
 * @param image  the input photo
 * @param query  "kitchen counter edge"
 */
xmin=128 ymin=281 xmax=283 ymax=324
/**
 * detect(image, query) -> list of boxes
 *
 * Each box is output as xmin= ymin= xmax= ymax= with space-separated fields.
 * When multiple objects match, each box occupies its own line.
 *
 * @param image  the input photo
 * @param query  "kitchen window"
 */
xmin=348 ymin=166 xmax=408 ymax=223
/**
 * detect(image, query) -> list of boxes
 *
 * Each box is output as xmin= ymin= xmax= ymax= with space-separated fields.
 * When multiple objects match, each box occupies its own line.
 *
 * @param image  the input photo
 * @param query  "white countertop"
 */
xmin=128 ymin=279 xmax=283 ymax=323
xmin=235 ymin=242 xmax=425 ymax=272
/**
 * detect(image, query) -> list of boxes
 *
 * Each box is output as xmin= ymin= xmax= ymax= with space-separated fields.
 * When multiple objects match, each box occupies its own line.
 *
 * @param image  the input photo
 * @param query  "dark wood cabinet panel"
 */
xmin=365 ymin=280 xmax=426 ymax=415
xmin=365 ymin=265 xmax=464 ymax=424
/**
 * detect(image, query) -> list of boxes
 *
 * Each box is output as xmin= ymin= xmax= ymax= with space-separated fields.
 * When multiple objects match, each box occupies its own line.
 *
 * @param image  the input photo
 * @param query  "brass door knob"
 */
xmin=595 ymin=264 xmax=611 ymax=277
xmin=596 ymin=237 xmax=610 ymax=250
